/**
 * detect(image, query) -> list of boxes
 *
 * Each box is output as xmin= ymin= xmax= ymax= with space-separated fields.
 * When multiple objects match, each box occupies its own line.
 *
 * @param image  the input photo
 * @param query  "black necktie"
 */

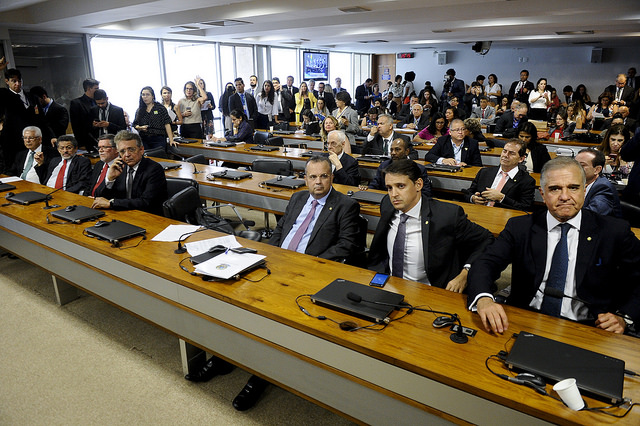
xmin=540 ymin=223 xmax=571 ymax=317
xmin=126 ymin=167 xmax=134 ymax=199
xmin=392 ymin=214 xmax=409 ymax=277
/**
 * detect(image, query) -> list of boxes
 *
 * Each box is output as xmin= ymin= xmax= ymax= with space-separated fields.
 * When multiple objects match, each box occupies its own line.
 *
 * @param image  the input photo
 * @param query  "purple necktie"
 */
xmin=287 ymin=200 xmax=319 ymax=251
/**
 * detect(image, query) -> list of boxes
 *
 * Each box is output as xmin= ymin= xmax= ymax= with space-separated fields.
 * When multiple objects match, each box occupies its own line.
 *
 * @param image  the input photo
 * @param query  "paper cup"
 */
xmin=553 ymin=378 xmax=584 ymax=410
xmin=269 ymin=126 xmax=274 ymax=132
xmin=554 ymin=133 xmax=560 ymax=143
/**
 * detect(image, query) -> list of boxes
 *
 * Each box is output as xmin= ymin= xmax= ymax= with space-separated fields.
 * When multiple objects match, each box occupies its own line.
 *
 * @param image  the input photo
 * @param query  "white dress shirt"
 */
xmin=22 ymin=145 xmax=42 ymax=184
xmin=46 ymin=156 xmax=75 ymax=189
xmin=386 ymin=199 xmax=429 ymax=283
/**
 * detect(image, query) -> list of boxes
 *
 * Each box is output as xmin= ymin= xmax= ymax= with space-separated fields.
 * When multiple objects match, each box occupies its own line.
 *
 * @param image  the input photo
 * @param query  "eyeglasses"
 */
xmin=450 ymin=128 xmax=466 ymax=133
xmin=118 ymin=147 xmax=140 ymax=155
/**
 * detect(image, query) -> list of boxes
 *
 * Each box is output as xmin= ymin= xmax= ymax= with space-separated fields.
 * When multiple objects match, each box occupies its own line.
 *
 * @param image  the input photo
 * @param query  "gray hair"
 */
xmin=115 ymin=130 xmax=143 ymax=148
xmin=540 ymin=157 xmax=586 ymax=189
xmin=328 ymin=130 xmax=346 ymax=144
xmin=22 ymin=126 xmax=42 ymax=137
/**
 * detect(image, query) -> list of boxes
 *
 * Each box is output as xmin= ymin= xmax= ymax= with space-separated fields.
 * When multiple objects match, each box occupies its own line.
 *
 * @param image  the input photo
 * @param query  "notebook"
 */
xmin=5 ymin=191 xmax=49 ymax=205
xmin=263 ymin=177 xmax=306 ymax=189
xmin=0 ymin=182 xmax=17 ymax=192
xmin=157 ymin=162 xmax=182 ymax=171
xmin=506 ymin=331 xmax=625 ymax=403
xmin=250 ymin=145 xmax=280 ymax=152
xmin=207 ymin=170 xmax=253 ymax=180
xmin=350 ymin=191 xmax=386 ymax=204
xmin=424 ymin=163 xmax=462 ymax=173
xmin=51 ymin=205 xmax=105 ymax=223
xmin=311 ymin=279 xmax=405 ymax=324
xmin=205 ymin=141 xmax=236 ymax=148
xmin=356 ymin=155 xmax=390 ymax=163
xmin=85 ymin=220 xmax=146 ymax=244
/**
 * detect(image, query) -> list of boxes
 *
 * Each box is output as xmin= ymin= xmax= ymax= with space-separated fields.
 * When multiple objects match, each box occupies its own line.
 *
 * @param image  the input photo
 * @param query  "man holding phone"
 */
xmin=91 ymin=130 xmax=167 ymax=215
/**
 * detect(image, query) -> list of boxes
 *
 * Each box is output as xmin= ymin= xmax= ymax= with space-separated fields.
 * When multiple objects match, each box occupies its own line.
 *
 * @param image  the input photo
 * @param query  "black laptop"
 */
xmin=424 ymin=163 xmax=462 ymax=172
xmin=505 ymin=331 xmax=625 ymax=403
xmin=5 ymin=191 xmax=49 ymax=205
xmin=174 ymin=137 xmax=198 ymax=144
xmin=51 ymin=205 xmax=105 ymax=223
xmin=205 ymin=141 xmax=236 ymax=148
xmin=85 ymin=220 xmax=146 ymax=245
xmin=356 ymin=155 xmax=390 ymax=163
xmin=250 ymin=145 xmax=280 ymax=152
xmin=0 ymin=182 xmax=17 ymax=192
xmin=263 ymin=177 xmax=306 ymax=189
xmin=311 ymin=279 xmax=405 ymax=324
xmin=157 ymin=162 xmax=181 ymax=171
xmin=350 ymin=191 xmax=386 ymax=204
xmin=207 ymin=170 xmax=252 ymax=180
xmin=300 ymin=151 xmax=330 ymax=158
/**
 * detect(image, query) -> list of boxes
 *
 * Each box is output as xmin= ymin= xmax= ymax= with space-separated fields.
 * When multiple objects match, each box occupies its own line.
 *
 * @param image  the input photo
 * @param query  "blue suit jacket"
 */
xmin=424 ymin=135 xmax=483 ymax=167
xmin=369 ymin=158 xmax=432 ymax=197
xmin=583 ymin=175 xmax=622 ymax=218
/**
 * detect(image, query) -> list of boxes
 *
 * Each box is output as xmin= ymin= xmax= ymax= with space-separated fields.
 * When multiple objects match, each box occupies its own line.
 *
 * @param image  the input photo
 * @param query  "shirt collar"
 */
xmin=307 ymin=187 xmax=332 ymax=207
xmin=546 ymin=210 xmax=582 ymax=232
xmin=500 ymin=166 xmax=519 ymax=179
xmin=398 ymin=197 xmax=422 ymax=221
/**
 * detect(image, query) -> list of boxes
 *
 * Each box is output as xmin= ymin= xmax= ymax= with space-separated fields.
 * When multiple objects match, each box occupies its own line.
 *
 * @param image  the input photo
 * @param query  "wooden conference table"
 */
xmin=1 ymin=179 xmax=639 ymax=425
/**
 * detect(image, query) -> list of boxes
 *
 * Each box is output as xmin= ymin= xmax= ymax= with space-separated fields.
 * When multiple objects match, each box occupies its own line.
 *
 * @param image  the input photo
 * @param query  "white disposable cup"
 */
xmin=269 ymin=126 xmax=274 ymax=132
xmin=553 ymin=378 xmax=584 ymax=410
xmin=554 ymin=132 xmax=560 ymax=143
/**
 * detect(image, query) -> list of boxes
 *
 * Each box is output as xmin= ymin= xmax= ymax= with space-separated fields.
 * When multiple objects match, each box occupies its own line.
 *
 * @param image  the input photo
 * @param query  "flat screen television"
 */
xmin=302 ymin=51 xmax=329 ymax=80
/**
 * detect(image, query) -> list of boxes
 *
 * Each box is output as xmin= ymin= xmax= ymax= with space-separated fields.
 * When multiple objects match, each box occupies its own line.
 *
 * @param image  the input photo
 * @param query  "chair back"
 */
xmin=267 ymin=136 xmax=284 ymax=146
xmin=252 ymin=159 xmax=293 ymax=176
xmin=166 ymin=177 xmax=199 ymax=199
xmin=620 ymin=200 xmax=640 ymax=228
xmin=145 ymin=146 xmax=169 ymax=159
xmin=163 ymin=186 xmax=201 ymax=223
xmin=185 ymin=154 xmax=208 ymax=165
xmin=254 ymin=130 xmax=270 ymax=145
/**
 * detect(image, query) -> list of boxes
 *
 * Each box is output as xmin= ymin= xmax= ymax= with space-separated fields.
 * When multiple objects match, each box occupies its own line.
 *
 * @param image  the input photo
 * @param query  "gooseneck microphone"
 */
xmin=346 ymin=291 xmax=412 ymax=310
xmin=542 ymin=287 xmax=591 ymax=307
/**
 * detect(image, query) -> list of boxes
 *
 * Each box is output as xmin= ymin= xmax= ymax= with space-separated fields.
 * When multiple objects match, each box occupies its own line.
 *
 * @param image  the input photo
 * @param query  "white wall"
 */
xmin=395 ymin=45 xmax=640 ymax=100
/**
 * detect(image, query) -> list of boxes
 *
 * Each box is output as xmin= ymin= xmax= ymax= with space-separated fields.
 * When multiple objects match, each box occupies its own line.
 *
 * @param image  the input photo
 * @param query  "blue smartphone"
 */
xmin=369 ymin=273 xmax=389 ymax=288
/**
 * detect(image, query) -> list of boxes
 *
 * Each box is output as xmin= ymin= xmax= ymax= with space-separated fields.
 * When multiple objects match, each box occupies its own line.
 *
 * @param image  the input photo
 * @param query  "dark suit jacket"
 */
xmin=369 ymin=158 xmax=432 ymax=197
xmin=228 ymin=92 xmax=258 ymax=119
xmin=275 ymin=90 xmax=293 ymax=121
xmin=90 ymin=103 xmax=127 ymax=136
xmin=604 ymin=85 xmax=634 ymax=104
xmin=424 ymin=135 xmax=483 ymax=167
xmin=508 ymin=80 xmax=535 ymax=104
xmin=283 ymin=86 xmax=298 ymax=112
xmin=355 ymin=84 xmax=371 ymax=114
xmin=369 ymin=196 xmax=493 ymax=288
xmin=269 ymin=188 xmax=360 ymax=261
xmin=462 ymin=166 xmax=535 ymax=211
xmin=8 ymin=145 xmax=58 ymax=183
xmin=620 ymin=127 xmax=640 ymax=206
xmin=362 ymin=132 xmax=416 ymax=158
xmin=584 ymin=175 xmax=622 ymax=218
xmin=97 ymin=157 xmax=168 ymax=216
xmin=333 ymin=153 xmax=360 ymax=186
xmin=41 ymin=100 xmax=69 ymax=141
xmin=313 ymin=91 xmax=336 ymax=112
xmin=70 ymin=94 xmax=97 ymax=150
xmin=88 ymin=160 xmax=109 ymax=196
xmin=0 ymin=88 xmax=36 ymax=166
xmin=466 ymin=210 xmax=640 ymax=323
xmin=44 ymin=155 xmax=92 ymax=194
xmin=494 ymin=110 xmax=528 ymax=138
xmin=527 ymin=142 xmax=552 ymax=173
xmin=398 ymin=113 xmax=429 ymax=131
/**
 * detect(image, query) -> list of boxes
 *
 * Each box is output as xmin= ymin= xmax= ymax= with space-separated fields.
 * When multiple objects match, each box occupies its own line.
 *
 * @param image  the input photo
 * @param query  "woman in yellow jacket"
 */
xmin=294 ymin=82 xmax=317 ymax=122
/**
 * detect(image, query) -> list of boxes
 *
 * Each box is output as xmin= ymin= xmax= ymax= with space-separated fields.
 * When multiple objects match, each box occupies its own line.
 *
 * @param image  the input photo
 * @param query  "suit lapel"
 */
xmin=575 ymin=213 xmax=598 ymax=287
xmin=420 ymin=197 xmax=432 ymax=272
xmin=308 ymin=190 xmax=336 ymax=242
xmin=531 ymin=214 xmax=548 ymax=286
xmin=283 ymin=192 xmax=308 ymax=238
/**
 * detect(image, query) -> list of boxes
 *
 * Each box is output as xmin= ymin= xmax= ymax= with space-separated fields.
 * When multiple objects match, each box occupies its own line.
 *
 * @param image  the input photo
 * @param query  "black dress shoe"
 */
xmin=184 ymin=356 xmax=234 ymax=382
xmin=232 ymin=375 xmax=268 ymax=411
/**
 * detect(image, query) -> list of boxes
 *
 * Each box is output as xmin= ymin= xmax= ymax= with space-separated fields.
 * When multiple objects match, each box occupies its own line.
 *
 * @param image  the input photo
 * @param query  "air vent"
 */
xmin=359 ymin=40 xmax=388 ymax=43
xmin=339 ymin=6 xmax=372 ymax=13
xmin=200 ymin=20 xmax=252 ymax=27
xmin=412 ymin=46 xmax=434 ymax=50
xmin=556 ymin=30 xmax=594 ymax=35
xmin=572 ymin=41 xmax=602 ymax=45
xmin=432 ymin=29 xmax=452 ymax=33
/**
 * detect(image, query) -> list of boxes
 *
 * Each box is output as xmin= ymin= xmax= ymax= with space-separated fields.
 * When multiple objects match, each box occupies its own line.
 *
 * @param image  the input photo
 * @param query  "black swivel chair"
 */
xmin=166 ymin=177 xmax=199 ymax=199
xmin=251 ymin=159 xmax=294 ymax=237
xmin=343 ymin=215 xmax=369 ymax=267
xmin=145 ymin=146 xmax=169 ymax=159
xmin=621 ymin=200 xmax=640 ymax=228
xmin=254 ymin=130 xmax=270 ymax=145
xmin=185 ymin=154 xmax=208 ymax=165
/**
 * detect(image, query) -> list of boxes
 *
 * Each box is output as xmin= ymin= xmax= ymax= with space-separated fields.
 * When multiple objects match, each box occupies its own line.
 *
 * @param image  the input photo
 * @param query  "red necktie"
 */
xmin=482 ymin=109 xmax=485 ymax=118
xmin=92 ymin=163 xmax=108 ymax=196
xmin=55 ymin=159 xmax=67 ymax=189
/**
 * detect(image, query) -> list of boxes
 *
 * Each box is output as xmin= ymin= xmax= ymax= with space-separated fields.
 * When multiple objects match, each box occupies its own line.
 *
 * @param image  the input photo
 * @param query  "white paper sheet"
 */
xmin=185 ymin=235 xmax=242 ymax=256
xmin=194 ymin=252 xmax=266 ymax=279
xmin=151 ymin=224 xmax=201 ymax=242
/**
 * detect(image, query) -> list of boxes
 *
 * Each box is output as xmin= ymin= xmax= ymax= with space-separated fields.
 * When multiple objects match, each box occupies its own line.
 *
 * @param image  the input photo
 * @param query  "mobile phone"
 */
xmin=230 ymin=247 xmax=258 ymax=254
xmin=369 ymin=273 xmax=389 ymax=288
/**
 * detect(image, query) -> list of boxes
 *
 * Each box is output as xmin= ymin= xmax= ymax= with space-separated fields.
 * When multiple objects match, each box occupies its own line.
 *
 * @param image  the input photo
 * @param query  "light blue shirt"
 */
xmin=281 ymin=189 xmax=331 ymax=254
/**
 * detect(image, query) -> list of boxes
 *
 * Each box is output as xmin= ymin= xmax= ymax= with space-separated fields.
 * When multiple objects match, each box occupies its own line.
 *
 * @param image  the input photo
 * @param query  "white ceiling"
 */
xmin=1 ymin=0 xmax=639 ymax=53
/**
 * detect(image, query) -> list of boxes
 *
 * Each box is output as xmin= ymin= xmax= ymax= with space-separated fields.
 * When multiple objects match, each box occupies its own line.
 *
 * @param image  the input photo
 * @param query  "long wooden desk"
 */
xmin=2 ymin=179 xmax=640 ymax=425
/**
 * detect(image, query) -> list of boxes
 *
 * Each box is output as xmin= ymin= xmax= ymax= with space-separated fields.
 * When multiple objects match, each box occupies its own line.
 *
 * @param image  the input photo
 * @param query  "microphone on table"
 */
xmin=42 ymin=174 xmax=82 ymax=209
xmin=346 ymin=291 xmax=412 ymax=311
xmin=542 ymin=287 xmax=592 ymax=307
xmin=192 ymin=162 xmax=205 ymax=175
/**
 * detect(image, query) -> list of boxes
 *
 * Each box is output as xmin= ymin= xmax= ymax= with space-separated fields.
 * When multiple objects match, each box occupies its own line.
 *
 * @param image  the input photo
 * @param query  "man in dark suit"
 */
xmin=70 ymin=78 xmax=100 ymax=152
xmin=326 ymin=130 xmax=360 ymax=186
xmin=368 ymin=159 xmax=492 ymax=291
xmin=88 ymin=133 xmax=118 ymax=197
xmin=43 ymin=135 xmax=92 ymax=194
xmin=0 ymin=68 xmax=37 ymax=171
xmin=396 ymin=95 xmax=419 ymax=121
xmin=627 ymin=67 xmax=640 ymax=90
xmin=425 ymin=119 xmax=483 ymax=167
xmin=440 ymin=68 xmax=465 ymax=109
xmin=270 ymin=155 xmax=360 ymax=260
xmin=272 ymin=77 xmax=293 ymax=122
xmin=398 ymin=103 xmax=429 ymax=131
xmin=494 ymin=103 xmax=528 ymax=138
xmin=228 ymin=78 xmax=258 ymax=124
xmin=604 ymin=74 xmax=635 ymax=108
xmin=7 ymin=126 xmax=57 ymax=184
xmin=363 ymin=114 xmax=415 ymax=158
xmin=575 ymin=148 xmax=622 ymax=217
xmin=333 ymin=77 xmax=346 ymax=95
xmin=467 ymin=157 xmax=640 ymax=335
xmin=90 ymin=89 xmax=127 ymax=138
xmin=463 ymin=139 xmax=535 ymax=211
xmin=621 ymin=127 xmax=640 ymax=207
xmin=314 ymin=82 xmax=336 ymax=112
xmin=30 ymin=85 xmax=69 ymax=146
xmin=365 ymin=137 xmax=431 ymax=197
xmin=355 ymin=78 xmax=373 ymax=115
xmin=91 ymin=130 xmax=167 ymax=216
xmin=507 ymin=70 xmax=535 ymax=105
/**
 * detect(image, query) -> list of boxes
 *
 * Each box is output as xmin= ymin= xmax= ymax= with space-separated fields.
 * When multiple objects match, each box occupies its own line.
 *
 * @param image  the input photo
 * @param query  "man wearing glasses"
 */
xmin=92 ymin=130 xmax=167 ymax=215
xmin=87 ymin=133 xmax=119 ymax=197
xmin=44 ymin=135 xmax=92 ymax=194
xmin=424 ymin=118 xmax=483 ymax=167
xmin=8 ymin=126 xmax=57 ymax=184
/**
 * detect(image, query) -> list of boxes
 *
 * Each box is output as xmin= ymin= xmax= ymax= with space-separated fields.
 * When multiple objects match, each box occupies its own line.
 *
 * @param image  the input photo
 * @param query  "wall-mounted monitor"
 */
xmin=302 ymin=51 xmax=329 ymax=81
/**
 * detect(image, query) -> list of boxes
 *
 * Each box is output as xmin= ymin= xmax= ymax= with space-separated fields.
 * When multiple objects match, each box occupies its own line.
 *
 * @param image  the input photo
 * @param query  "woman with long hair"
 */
xmin=332 ymin=90 xmax=358 ymax=153
xmin=528 ymin=78 xmax=550 ymax=120
xmin=587 ymin=92 xmax=614 ymax=130
xmin=255 ymin=80 xmax=279 ymax=130
xmin=547 ymin=109 xmax=575 ymax=140
xmin=133 ymin=86 xmax=176 ymax=150
xmin=320 ymin=115 xmax=339 ymax=149
xmin=197 ymin=78 xmax=216 ymax=137
xmin=160 ymin=86 xmax=178 ymax=133
xmin=176 ymin=77 xmax=207 ymax=139
xmin=312 ymin=98 xmax=330 ymax=122
xmin=211 ymin=109 xmax=254 ymax=144
xmin=444 ymin=106 xmax=459 ymax=128
xmin=598 ymin=124 xmax=632 ymax=174
xmin=294 ymin=82 xmax=317 ymax=122
xmin=517 ymin=121 xmax=551 ymax=173
xmin=575 ymin=84 xmax=592 ymax=105
xmin=485 ymin=73 xmax=501 ymax=106
xmin=413 ymin=112 xmax=448 ymax=144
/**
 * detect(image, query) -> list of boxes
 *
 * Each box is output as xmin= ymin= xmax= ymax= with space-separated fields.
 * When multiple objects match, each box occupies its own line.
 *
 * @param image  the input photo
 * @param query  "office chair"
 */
xmin=266 ymin=136 xmax=284 ymax=146
xmin=251 ymin=158 xmax=294 ymax=238
xmin=254 ymin=130 xmax=270 ymax=145
xmin=166 ymin=177 xmax=199 ymax=199
xmin=621 ymin=200 xmax=640 ymax=228
xmin=144 ymin=146 xmax=170 ymax=159
xmin=343 ymin=215 xmax=369 ymax=267
xmin=185 ymin=154 xmax=208 ymax=165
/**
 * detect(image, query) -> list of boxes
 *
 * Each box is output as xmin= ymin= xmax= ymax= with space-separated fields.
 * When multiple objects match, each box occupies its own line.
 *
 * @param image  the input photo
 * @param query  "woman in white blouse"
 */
xmin=255 ymin=80 xmax=279 ymax=129
xmin=528 ymin=78 xmax=550 ymax=120
xmin=484 ymin=73 xmax=501 ymax=106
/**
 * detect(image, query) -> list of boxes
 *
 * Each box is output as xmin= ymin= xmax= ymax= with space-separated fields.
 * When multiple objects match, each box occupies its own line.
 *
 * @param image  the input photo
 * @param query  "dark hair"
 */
xmin=598 ymin=92 xmax=613 ymax=104
xmin=82 ymin=78 xmax=99 ymax=91
xmin=446 ymin=68 xmax=456 ymax=76
xmin=391 ymin=137 xmax=411 ymax=152
xmin=230 ymin=109 xmax=247 ymax=121
xmin=301 ymin=109 xmax=315 ymax=121
xmin=520 ymin=70 xmax=529 ymax=76
xmin=517 ymin=121 xmax=539 ymax=145
xmin=225 ymin=83 xmax=235 ymax=95
xmin=395 ymin=74 xmax=402 ymax=82
xmin=335 ymin=90 xmax=351 ymax=105
xmin=578 ymin=147 xmax=605 ymax=169
xmin=57 ymin=134 xmax=78 ymax=148
xmin=505 ymin=139 xmax=527 ymax=157
xmin=137 ymin=86 xmax=156 ymax=111
xmin=29 ymin=85 xmax=48 ymax=98
xmin=535 ymin=77 xmax=547 ymax=87
xmin=250 ymin=75 xmax=257 ymax=80
xmin=183 ymin=81 xmax=198 ymax=100
xmin=234 ymin=77 xmax=244 ymax=84
xmin=260 ymin=80 xmax=275 ymax=104
xmin=426 ymin=112 xmax=446 ymax=135
xmin=488 ymin=73 xmax=498 ymax=83
xmin=444 ymin=106 xmax=459 ymax=122
xmin=6 ymin=68 xmax=22 ymax=80
xmin=383 ymin=158 xmax=421 ymax=182
xmin=479 ymin=95 xmax=489 ymax=102
xmin=93 ymin=89 xmax=108 ymax=101
xmin=367 ymin=107 xmax=379 ymax=116
xmin=404 ymin=71 xmax=416 ymax=81
xmin=563 ymin=85 xmax=573 ymax=93
xmin=365 ymin=78 xmax=373 ymax=84
xmin=476 ymin=75 xmax=486 ymax=81
xmin=272 ymin=77 xmax=280 ymax=83
xmin=161 ymin=86 xmax=172 ymax=95
xmin=556 ymin=109 xmax=568 ymax=123
xmin=598 ymin=124 xmax=630 ymax=155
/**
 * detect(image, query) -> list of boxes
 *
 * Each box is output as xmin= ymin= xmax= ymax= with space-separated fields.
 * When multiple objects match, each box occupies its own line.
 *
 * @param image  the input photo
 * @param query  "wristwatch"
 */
xmin=109 ymin=199 xmax=114 ymax=208
xmin=616 ymin=310 xmax=635 ymax=332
